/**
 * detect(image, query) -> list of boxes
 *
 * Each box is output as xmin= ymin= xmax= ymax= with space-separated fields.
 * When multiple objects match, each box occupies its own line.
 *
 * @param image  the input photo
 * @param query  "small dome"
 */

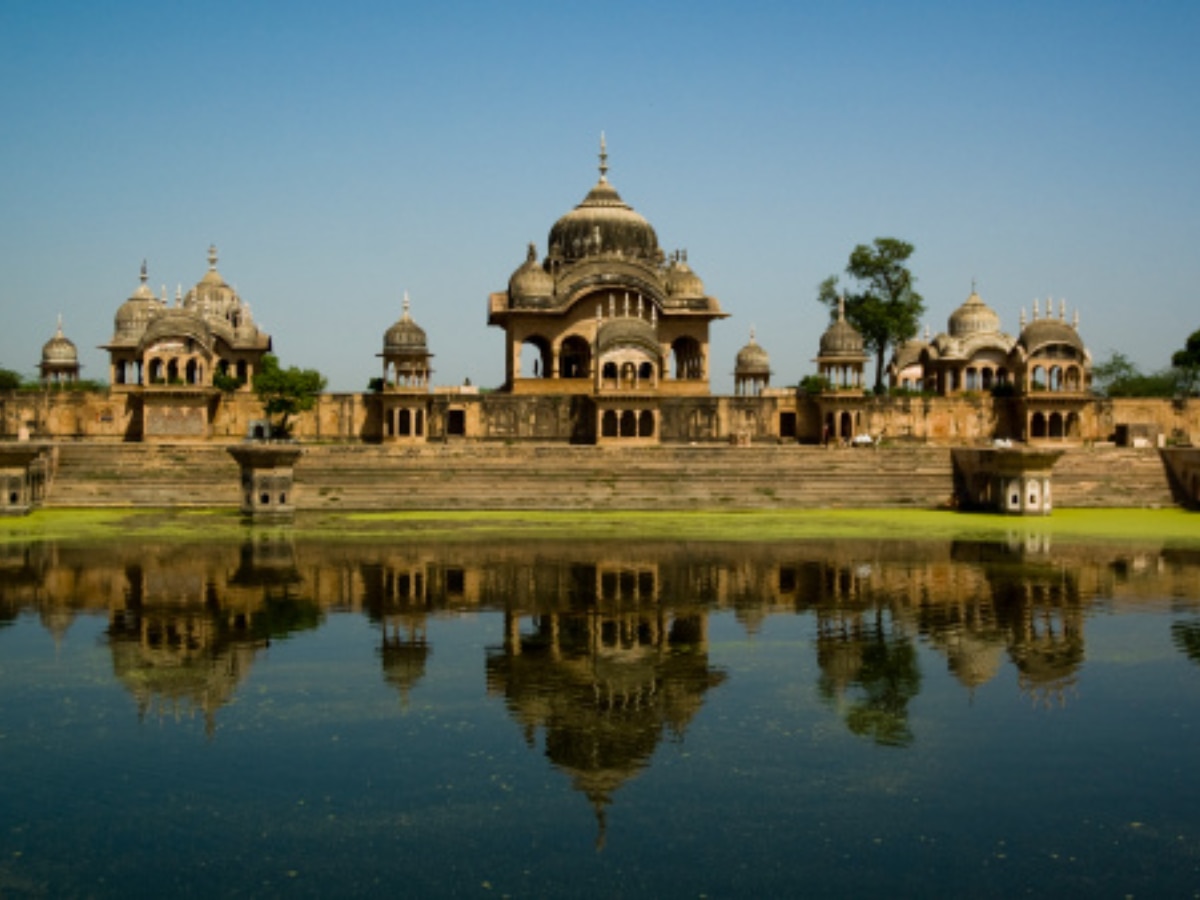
xmin=508 ymin=243 xmax=555 ymax=303
xmin=384 ymin=294 xmax=428 ymax=355
xmin=735 ymin=330 xmax=770 ymax=375
xmin=949 ymin=289 xmax=1001 ymax=338
xmin=547 ymin=137 xmax=659 ymax=263
xmin=664 ymin=251 xmax=706 ymax=299
xmin=596 ymin=315 xmax=659 ymax=357
xmin=114 ymin=262 xmax=165 ymax=339
xmin=819 ymin=299 xmax=865 ymax=357
xmin=42 ymin=318 xmax=78 ymax=364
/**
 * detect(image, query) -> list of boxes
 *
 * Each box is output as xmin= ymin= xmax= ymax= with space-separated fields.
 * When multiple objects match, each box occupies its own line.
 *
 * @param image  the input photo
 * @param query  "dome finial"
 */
xmin=598 ymin=131 xmax=608 ymax=182
xmin=208 ymin=244 xmax=218 ymax=271
xmin=140 ymin=259 xmax=148 ymax=285
xmin=402 ymin=290 xmax=411 ymax=321
xmin=749 ymin=325 xmax=756 ymax=344
xmin=837 ymin=294 xmax=847 ymax=322
xmin=56 ymin=312 xmax=64 ymax=337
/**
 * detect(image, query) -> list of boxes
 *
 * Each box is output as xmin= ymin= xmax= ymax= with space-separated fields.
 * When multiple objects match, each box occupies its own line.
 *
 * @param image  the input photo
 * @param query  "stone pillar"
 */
xmin=227 ymin=444 xmax=303 ymax=521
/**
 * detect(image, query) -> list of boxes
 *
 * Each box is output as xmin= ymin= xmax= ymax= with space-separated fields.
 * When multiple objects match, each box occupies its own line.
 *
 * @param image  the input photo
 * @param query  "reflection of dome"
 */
xmin=664 ymin=252 xmax=705 ymax=299
xmin=41 ymin=319 xmax=78 ymax=365
xmin=735 ymin=330 xmax=770 ymax=376
xmin=596 ymin=315 xmax=659 ymax=357
xmin=820 ymin=298 xmax=865 ymax=356
xmin=509 ymin=243 xmax=555 ymax=303
xmin=948 ymin=289 xmax=1001 ymax=338
xmin=383 ymin=293 xmax=428 ymax=354
xmin=114 ymin=262 xmax=166 ymax=340
xmin=548 ymin=137 xmax=659 ymax=263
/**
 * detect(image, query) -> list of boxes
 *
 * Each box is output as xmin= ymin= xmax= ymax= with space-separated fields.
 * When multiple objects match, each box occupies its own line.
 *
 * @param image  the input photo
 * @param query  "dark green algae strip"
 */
xmin=2 ymin=507 xmax=1200 ymax=547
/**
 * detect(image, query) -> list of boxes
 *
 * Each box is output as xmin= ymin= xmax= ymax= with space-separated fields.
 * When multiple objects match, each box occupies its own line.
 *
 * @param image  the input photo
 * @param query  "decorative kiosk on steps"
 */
xmin=952 ymin=447 xmax=1064 ymax=516
xmin=0 ymin=444 xmax=49 ymax=516
xmin=1160 ymin=448 xmax=1200 ymax=509
xmin=227 ymin=444 xmax=303 ymax=521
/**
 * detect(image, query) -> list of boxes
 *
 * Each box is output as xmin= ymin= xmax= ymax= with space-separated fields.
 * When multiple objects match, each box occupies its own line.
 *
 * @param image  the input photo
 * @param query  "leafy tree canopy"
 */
xmin=1092 ymin=351 xmax=1179 ymax=398
xmin=1172 ymin=328 xmax=1200 ymax=395
xmin=252 ymin=354 xmax=326 ymax=437
xmin=818 ymin=237 xmax=924 ymax=393
xmin=0 ymin=368 xmax=22 ymax=391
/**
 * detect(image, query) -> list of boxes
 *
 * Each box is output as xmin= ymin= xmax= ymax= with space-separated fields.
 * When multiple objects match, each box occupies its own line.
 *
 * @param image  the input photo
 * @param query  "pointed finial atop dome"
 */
xmin=402 ymin=290 xmax=411 ymax=321
xmin=1020 ymin=306 xmax=1027 ymax=327
xmin=1059 ymin=298 xmax=1066 ymax=320
xmin=1032 ymin=298 xmax=1040 ymax=320
xmin=749 ymin=325 xmax=757 ymax=344
xmin=1072 ymin=308 xmax=1080 ymax=329
xmin=140 ymin=260 xmax=148 ymax=285
xmin=208 ymin=244 xmax=218 ymax=271
xmin=55 ymin=312 xmax=64 ymax=338
xmin=598 ymin=131 xmax=608 ymax=182
xmin=837 ymin=295 xmax=847 ymax=322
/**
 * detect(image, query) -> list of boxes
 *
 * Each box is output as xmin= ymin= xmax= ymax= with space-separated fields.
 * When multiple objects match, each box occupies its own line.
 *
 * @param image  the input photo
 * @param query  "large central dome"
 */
xmin=547 ymin=136 xmax=659 ymax=263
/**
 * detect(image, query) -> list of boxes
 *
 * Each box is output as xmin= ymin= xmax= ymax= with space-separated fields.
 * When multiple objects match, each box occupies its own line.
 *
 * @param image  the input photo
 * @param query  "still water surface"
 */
xmin=2 ymin=535 xmax=1199 ymax=897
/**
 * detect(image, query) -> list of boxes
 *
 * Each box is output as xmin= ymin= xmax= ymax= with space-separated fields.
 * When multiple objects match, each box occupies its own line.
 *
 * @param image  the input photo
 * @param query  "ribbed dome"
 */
xmin=384 ymin=294 xmax=428 ymax=354
xmin=735 ymin=331 xmax=770 ymax=375
xmin=820 ymin=300 xmax=865 ymax=356
xmin=547 ymin=138 xmax=659 ymax=263
xmin=596 ymin=316 xmax=660 ymax=357
xmin=41 ymin=320 xmax=78 ymax=364
xmin=664 ymin=252 xmax=705 ymax=299
xmin=139 ymin=308 xmax=213 ymax=353
xmin=508 ymin=243 xmax=555 ymax=302
xmin=114 ymin=262 xmax=165 ymax=339
xmin=1018 ymin=316 xmax=1085 ymax=356
xmin=949 ymin=290 xmax=1001 ymax=338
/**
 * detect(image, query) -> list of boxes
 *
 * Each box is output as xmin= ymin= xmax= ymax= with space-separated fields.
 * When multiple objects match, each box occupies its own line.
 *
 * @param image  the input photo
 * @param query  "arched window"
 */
xmin=1031 ymin=412 xmax=1047 ymax=437
xmin=1031 ymin=366 xmax=1047 ymax=390
xmin=638 ymin=410 xmax=655 ymax=437
xmin=671 ymin=337 xmax=703 ymax=380
xmin=1049 ymin=366 xmax=1063 ymax=391
xmin=559 ymin=336 xmax=591 ymax=379
xmin=601 ymin=410 xmax=618 ymax=437
xmin=638 ymin=361 xmax=654 ymax=382
xmin=399 ymin=409 xmax=412 ymax=436
xmin=520 ymin=336 xmax=552 ymax=378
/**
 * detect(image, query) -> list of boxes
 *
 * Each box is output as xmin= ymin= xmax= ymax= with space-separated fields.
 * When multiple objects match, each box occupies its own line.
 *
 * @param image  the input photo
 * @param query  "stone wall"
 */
xmin=5 ymin=388 xmax=1200 ymax=448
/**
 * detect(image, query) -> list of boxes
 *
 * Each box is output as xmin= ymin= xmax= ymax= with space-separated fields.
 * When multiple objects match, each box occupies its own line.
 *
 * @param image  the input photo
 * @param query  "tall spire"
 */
xmin=598 ymin=131 xmax=608 ymax=183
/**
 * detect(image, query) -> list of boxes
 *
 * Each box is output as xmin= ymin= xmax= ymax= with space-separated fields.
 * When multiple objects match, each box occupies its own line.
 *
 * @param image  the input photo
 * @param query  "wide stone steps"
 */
xmin=36 ymin=441 xmax=1181 ymax=511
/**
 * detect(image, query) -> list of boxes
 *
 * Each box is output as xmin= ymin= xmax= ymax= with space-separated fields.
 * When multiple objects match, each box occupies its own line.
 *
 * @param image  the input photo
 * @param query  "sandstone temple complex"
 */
xmin=4 ymin=139 xmax=1200 ymax=513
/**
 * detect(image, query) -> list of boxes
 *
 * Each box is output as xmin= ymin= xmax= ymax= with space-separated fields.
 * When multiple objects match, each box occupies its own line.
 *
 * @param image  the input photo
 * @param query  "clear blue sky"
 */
xmin=2 ymin=0 xmax=1197 ymax=392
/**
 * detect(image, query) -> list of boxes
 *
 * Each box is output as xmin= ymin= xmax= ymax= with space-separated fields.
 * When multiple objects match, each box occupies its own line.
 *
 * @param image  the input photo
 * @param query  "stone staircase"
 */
xmin=37 ymin=441 xmax=1181 ymax=511
xmin=1050 ymin=445 xmax=1178 ymax=508
xmin=293 ymin=443 xmax=957 ymax=511
xmin=43 ymin=442 xmax=242 ymax=508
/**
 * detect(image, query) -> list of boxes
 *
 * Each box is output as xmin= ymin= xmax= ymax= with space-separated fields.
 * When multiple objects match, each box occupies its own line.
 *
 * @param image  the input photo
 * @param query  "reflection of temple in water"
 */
xmin=485 ymin=562 xmax=726 ymax=847
xmin=105 ymin=537 xmax=319 ymax=734
xmin=6 ymin=535 xmax=1200 ymax=732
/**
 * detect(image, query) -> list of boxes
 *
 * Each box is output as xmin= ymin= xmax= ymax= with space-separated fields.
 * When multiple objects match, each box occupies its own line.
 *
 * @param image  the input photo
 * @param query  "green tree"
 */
xmin=252 ymin=353 xmax=326 ymax=438
xmin=1093 ymin=351 xmax=1178 ymax=398
xmin=1172 ymin=329 xmax=1200 ymax=396
xmin=0 ymin=368 xmax=22 ymax=391
xmin=819 ymin=238 xmax=924 ymax=393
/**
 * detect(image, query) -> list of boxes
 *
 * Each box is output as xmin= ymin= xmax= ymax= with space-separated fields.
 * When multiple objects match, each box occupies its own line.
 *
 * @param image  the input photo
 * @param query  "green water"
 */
xmin=1 ymin=536 xmax=1198 ymax=897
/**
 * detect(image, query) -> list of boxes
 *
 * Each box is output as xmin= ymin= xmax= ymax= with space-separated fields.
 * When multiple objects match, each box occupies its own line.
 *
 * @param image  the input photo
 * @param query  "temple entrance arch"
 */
xmin=519 ymin=336 xmax=553 ymax=378
xmin=559 ymin=335 xmax=591 ymax=379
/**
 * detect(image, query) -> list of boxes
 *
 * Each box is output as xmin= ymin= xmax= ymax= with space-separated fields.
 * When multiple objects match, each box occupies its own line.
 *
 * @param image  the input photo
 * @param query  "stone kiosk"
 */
xmin=0 ymin=444 xmax=49 ymax=516
xmin=227 ymin=444 xmax=303 ymax=521
xmin=952 ymin=447 xmax=1064 ymax=515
